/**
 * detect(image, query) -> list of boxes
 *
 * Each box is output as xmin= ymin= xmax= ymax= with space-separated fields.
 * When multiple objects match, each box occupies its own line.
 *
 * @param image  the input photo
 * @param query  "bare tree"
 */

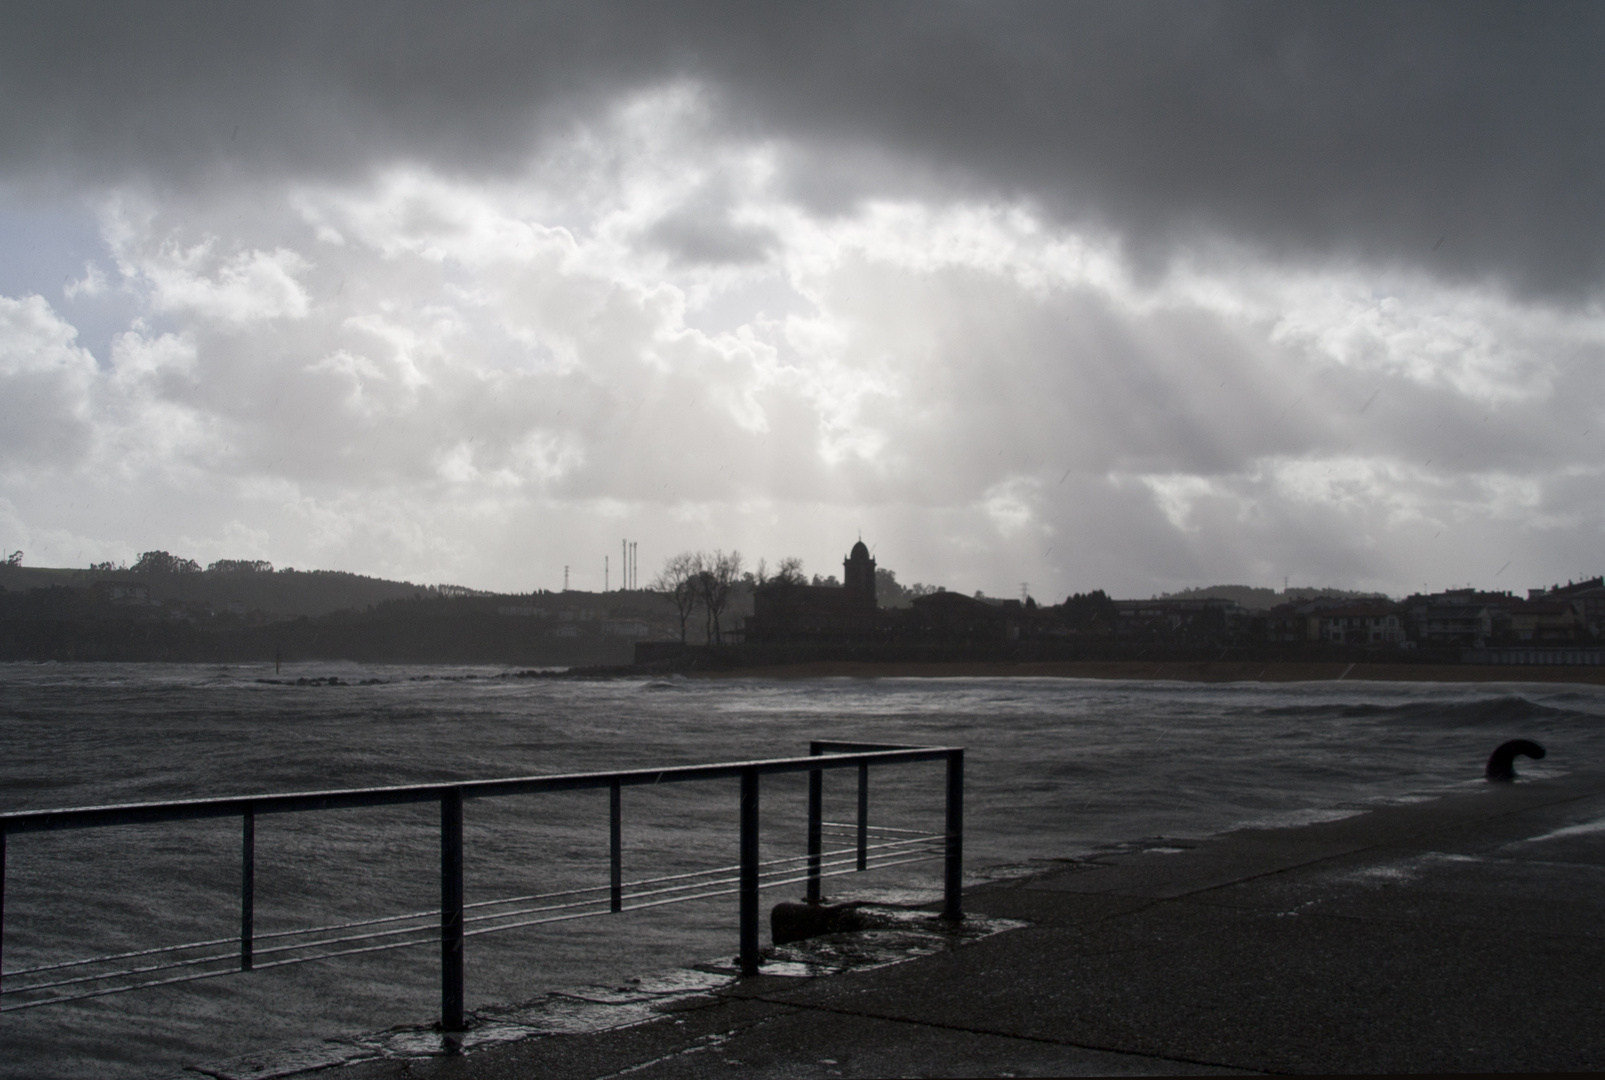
xmin=773 ymin=556 xmax=805 ymax=585
xmin=695 ymin=549 xmax=743 ymax=647
xmin=653 ymin=552 xmax=701 ymax=645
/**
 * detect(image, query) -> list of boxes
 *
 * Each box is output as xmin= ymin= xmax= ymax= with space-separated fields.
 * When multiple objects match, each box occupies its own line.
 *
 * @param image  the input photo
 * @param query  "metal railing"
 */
xmin=0 ymin=740 xmax=962 ymax=1030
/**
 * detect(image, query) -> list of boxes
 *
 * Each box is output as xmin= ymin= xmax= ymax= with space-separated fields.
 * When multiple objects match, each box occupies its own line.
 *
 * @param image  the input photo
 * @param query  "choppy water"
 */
xmin=1 ymin=661 xmax=1600 ymax=1078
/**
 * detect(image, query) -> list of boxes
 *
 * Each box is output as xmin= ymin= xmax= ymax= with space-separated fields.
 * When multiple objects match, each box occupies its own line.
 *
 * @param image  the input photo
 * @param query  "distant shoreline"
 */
xmin=689 ymin=658 xmax=1605 ymax=685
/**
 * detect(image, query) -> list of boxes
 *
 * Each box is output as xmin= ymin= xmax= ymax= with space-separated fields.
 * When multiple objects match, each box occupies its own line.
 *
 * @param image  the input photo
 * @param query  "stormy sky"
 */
xmin=2 ymin=1 xmax=1603 ymax=599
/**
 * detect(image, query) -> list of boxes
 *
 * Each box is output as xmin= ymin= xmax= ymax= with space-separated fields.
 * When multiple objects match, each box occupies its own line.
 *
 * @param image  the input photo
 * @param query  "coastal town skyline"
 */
xmin=4 ymin=5 xmax=1605 ymax=602
xmin=7 ymin=539 xmax=1596 ymax=610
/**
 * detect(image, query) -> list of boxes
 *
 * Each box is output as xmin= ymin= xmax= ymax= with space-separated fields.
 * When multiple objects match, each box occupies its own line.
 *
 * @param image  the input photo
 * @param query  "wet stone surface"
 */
xmin=181 ymin=908 xmax=1025 ymax=1080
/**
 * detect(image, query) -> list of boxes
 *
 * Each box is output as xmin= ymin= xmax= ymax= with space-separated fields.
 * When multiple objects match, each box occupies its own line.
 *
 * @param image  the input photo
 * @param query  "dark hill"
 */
xmin=0 ymin=563 xmax=436 ymax=617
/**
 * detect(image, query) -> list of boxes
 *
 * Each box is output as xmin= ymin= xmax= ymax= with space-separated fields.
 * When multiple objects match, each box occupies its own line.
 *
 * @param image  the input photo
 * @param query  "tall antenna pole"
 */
xmin=605 ymin=556 xmax=609 ymax=593
xmin=564 ymin=565 xmax=569 ymax=591
xmin=622 ymin=540 xmax=627 ymax=591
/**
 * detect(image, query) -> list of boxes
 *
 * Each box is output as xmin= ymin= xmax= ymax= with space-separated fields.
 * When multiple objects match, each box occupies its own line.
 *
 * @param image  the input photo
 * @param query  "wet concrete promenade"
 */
xmin=297 ymin=770 xmax=1605 ymax=1077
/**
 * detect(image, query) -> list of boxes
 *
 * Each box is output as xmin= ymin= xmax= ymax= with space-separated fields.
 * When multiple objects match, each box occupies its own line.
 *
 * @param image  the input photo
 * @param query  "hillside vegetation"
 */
xmin=1159 ymin=584 xmax=1391 ymax=611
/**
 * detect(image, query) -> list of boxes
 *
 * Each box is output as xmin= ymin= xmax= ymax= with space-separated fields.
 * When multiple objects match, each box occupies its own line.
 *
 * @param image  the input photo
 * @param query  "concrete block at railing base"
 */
xmin=771 ymin=901 xmax=866 ymax=945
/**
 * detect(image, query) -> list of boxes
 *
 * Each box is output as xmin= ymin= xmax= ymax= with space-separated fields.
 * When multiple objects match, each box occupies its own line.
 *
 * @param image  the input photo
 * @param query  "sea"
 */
xmin=1 ymin=661 xmax=1600 ymax=1078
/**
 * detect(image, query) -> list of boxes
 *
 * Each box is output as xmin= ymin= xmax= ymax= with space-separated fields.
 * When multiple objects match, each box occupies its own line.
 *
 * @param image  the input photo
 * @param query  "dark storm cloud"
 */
xmin=4 ymin=2 xmax=1603 ymax=296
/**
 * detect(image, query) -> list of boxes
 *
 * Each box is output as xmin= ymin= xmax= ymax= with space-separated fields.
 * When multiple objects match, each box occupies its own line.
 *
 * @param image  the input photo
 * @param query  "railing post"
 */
xmin=807 ymin=754 xmax=823 ymax=904
xmin=943 ymin=749 xmax=964 ymax=921
xmin=609 ymin=779 xmax=622 ymax=913
xmin=1 ymin=827 xmax=7 ymax=1007
xmin=240 ymin=806 xmax=254 ymax=971
xmin=440 ymin=787 xmax=465 ymax=1031
xmin=739 ymin=766 xmax=760 ymax=975
xmin=856 ymin=761 xmax=869 ymax=871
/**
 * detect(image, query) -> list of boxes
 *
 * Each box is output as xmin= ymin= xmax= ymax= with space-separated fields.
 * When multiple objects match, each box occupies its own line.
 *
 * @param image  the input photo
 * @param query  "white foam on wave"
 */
xmin=1522 ymin=816 xmax=1605 ymax=843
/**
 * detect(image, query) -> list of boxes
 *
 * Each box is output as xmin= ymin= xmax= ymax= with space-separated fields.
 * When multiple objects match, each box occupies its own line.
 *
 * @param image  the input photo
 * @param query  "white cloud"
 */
xmin=0 ymin=293 xmax=99 ymax=469
xmin=110 ymin=327 xmax=196 ymax=381
xmin=982 ymin=477 xmax=1043 ymax=538
xmin=63 ymin=261 xmax=108 ymax=299
xmin=1133 ymin=473 xmax=1220 ymax=533
xmin=3 ymin=81 xmax=1604 ymax=598
xmin=106 ymin=206 xmax=313 ymax=324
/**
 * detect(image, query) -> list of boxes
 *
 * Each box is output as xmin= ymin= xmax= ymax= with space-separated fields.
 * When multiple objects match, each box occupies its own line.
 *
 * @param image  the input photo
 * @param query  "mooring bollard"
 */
xmin=1486 ymin=739 xmax=1545 ymax=781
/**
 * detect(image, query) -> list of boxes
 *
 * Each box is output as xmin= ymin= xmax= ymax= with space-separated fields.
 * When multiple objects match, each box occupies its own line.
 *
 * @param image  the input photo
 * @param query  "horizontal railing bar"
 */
xmin=6 ymin=905 xmax=445 ymax=979
xmin=246 ymin=936 xmax=435 ymax=974
xmin=5 ymin=946 xmax=242 ymax=994
xmin=4 ymin=839 xmax=946 ymax=981
xmin=620 ymin=851 xmax=943 ymax=916
xmin=822 ymin=822 xmax=935 ymax=836
xmin=252 ymin=911 xmax=432 ymax=943
xmin=458 ymin=849 xmax=845 ymax=921
xmin=1 ymin=961 xmax=248 ymax=1011
xmin=471 ymin=861 xmax=841 ymax=926
xmin=470 ymin=841 xmax=944 ymax=926
xmin=602 ymin=838 xmax=942 ymax=902
xmin=0 ymin=748 xmax=958 ymax=835
xmin=243 ymin=921 xmax=439 ymax=961
xmin=466 ymin=881 xmax=609 ymax=909
xmin=3 ymin=934 xmax=245 ymax=978
xmin=622 ymin=841 xmax=938 ymax=899
xmin=755 ymin=853 xmax=945 ymax=895
xmin=467 ymin=850 xmax=937 ymax=937
xmin=773 ymin=845 xmax=940 ymax=880
xmin=4 ymin=847 xmax=942 ymax=1006
xmin=4 ymin=920 xmax=447 ymax=999
xmin=466 ymin=895 xmax=612 ymax=925
xmin=13 ymin=919 xmax=444 ymax=994
xmin=535 ymin=834 xmax=943 ymax=898
xmin=463 ymin=900 xmax=652 ymax=938
xmin=505 ymin=848 xmax=946 ymax=926
xmin=0 ymin=932 xmax=442 ymax=1012
xmin=810 ymin=741 xmax=925 ymax=752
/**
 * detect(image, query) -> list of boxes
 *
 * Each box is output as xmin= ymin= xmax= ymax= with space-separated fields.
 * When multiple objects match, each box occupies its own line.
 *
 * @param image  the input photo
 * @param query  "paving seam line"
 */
xmin=735 ymin=993 xmax=1268 ymax=1075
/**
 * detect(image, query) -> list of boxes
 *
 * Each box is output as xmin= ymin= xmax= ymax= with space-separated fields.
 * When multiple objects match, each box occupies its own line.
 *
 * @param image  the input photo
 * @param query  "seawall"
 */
xmin=270 ymin=766 xmax=1605 ymax=1077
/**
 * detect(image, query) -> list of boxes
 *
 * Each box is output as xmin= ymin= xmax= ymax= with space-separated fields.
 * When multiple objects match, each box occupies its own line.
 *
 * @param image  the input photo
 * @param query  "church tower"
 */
xmin=843 ymin=539 xmax=876 ymax=602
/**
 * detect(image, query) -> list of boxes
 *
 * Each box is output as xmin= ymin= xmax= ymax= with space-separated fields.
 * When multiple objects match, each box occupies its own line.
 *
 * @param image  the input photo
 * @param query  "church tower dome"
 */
xmin=843 ymin=539 xmax=876 ymax=601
